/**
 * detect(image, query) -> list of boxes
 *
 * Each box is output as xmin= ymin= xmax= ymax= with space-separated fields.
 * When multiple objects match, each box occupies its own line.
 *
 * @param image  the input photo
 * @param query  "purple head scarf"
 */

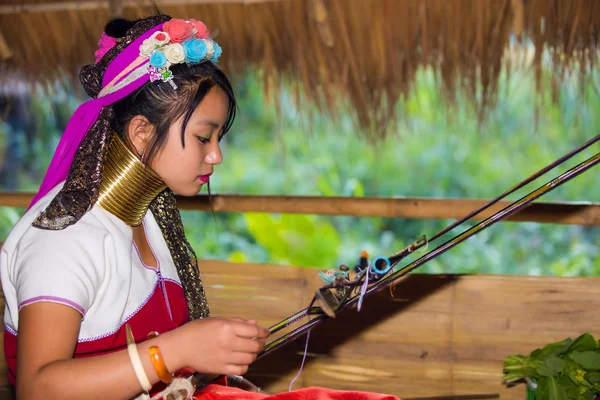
xmin=28 ymin=23 xmax=165 ymax=209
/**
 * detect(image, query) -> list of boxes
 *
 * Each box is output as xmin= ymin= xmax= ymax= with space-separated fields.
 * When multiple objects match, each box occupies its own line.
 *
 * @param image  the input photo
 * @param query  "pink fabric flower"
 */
xmin=94 ymin=32 xmax=117 ymax=63
xmin=163 ymin=18 xmax=193 ymax=43
xmin=189 ymin=18 xmax=210 ymax=39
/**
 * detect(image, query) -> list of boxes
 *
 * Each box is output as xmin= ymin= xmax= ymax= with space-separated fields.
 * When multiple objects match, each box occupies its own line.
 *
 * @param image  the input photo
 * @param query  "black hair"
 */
xmin=104 ymin=18 xmax=139 ymax=38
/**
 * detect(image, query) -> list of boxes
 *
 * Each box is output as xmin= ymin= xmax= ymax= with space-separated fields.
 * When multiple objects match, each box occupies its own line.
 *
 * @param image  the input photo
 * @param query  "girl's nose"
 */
xmin=205 ymin=142 xmax=223 ymax=165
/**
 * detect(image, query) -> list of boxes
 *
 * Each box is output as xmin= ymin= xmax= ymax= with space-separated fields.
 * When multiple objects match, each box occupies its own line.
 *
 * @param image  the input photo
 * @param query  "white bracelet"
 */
xmin=127 ymin=341 xmax=153 ymax=392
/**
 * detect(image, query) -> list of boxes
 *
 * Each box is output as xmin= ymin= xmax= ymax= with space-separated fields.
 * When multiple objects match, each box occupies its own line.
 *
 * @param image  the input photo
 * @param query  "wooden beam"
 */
xmin=0 ymin=0 xmax=288 ymax=15
xmin=1 ymin=192 xmax=598 ymax=225
xmin=0 ymin=193 xmax=32 ymax=208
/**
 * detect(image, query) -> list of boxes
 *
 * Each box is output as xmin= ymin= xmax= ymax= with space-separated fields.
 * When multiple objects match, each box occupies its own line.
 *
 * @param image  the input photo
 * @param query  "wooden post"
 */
xmin=510 ymin=0 xmax=524 ymax=38
xmin=0 ymin=32 xmax=12 ymax=61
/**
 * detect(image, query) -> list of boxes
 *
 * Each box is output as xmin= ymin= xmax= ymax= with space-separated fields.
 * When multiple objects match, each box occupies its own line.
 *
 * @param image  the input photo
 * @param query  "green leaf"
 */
xmin=504 ymin=372 xmax=525 ymax=384
xmin=557 ymin=375 xmax=579 ymax=399
xmin=245 ymin=213 xmax=289 ymax=259
xmin=537 ymin=376 xmax=567 ymax=400
xmin=586 ymin=372 xmax=600 ymax=383
xmin=566 ymin=360 xmax=583 ymax=386
xmin=539 ymin=337 xmax=573 ymax=357
xmin=315 ymin=175 xmax=335 ymax=196
xmin=504 ymin=354 xmax=527 ymax=366
xmin=228 ymin=250 xmax=248 ymax=263
xmin=504 ymin=358 xmax=527 ymax=382
xmin=526 ymin=349 xmax=544 ymax=363
xmin=536 ymin=355 xmax=566 ymax=377
xmin=529 ymin=348 xmax=544 ymax=361
xmin=568 ymin=351 xmax=600 ymax=370
xmin=352 ymin=180 xmax=365 ymax=197
xmin=505 ymin=354 xmax=541 ymax=379
xmin=564 ymin=333 xmax=598 ymax=354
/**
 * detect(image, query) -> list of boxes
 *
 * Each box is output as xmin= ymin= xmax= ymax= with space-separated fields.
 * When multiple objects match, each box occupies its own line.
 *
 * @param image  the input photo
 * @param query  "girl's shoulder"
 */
xmin=2 ymin=183 xmax=132 ymax=256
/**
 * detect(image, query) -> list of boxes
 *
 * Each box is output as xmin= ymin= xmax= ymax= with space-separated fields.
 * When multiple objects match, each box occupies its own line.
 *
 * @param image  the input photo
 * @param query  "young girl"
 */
xmin=0 ymin=14 xmax=399 ymax=400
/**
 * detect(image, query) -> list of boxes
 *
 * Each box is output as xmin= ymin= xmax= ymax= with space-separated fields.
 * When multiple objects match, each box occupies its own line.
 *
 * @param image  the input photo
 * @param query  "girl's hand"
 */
xmin=175 ymin=316 xmax=270 ymax=376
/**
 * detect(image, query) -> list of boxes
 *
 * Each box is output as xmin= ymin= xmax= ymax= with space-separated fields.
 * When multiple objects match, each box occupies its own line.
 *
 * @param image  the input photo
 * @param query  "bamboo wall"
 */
xmin=0 ymin=260 xmax=599 ymax=399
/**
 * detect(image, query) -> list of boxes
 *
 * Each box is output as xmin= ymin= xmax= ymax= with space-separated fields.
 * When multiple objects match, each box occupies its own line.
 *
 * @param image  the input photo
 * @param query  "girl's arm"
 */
xmin=17 ymin=302 xmax=269 ymax=400
xmin=18 ymin=302 xmax=178 ymax=399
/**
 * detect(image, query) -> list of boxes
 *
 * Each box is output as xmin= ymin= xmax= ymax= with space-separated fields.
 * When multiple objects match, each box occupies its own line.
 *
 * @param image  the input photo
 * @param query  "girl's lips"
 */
xmin=199 ymin=174 xmax=211 ymax=183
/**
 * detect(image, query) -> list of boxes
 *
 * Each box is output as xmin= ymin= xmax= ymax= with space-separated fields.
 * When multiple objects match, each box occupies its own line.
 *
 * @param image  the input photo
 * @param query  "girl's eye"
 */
xmin=197 ymin=136 xmax=210 ymax=144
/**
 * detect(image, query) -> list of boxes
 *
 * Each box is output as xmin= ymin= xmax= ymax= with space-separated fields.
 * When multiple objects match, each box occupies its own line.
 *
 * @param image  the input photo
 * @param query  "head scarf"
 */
xmin=29 ymin=14 xmax=211 ymax=320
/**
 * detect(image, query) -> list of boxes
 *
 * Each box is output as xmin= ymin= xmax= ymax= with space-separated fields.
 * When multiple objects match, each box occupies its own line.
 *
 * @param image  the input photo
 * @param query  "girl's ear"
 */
xmin=126 ymin=115 xmax=154 ymax=157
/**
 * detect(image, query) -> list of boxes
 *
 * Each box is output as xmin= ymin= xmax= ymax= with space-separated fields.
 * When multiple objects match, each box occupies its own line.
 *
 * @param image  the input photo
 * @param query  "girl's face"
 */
xmin=150 ymin=86 xmax=229 ymax=196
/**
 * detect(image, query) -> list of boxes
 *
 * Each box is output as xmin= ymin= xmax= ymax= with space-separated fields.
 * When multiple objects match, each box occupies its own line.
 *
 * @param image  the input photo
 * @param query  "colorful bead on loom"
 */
xmin=371 ymin=257 xmax=391 ymax=275
xmin=317 ymin=265 xmax=349 ymax=285
xmin=317 ymin=269 xmax=338 ymax=284
xmin=354 ymin=250 xmax=369 ymax=273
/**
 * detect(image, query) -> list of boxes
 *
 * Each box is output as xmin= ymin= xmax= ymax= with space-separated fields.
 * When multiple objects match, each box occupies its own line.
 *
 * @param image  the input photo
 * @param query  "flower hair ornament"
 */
xmin=140 ymin=18 xmax=221 ymax=90
xmin=96 ymin=17 xmax=222 ymax=98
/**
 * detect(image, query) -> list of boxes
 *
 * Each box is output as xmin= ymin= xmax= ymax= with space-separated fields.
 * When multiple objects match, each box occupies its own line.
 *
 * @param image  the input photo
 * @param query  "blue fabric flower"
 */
xmin=211 ymin=42 xmax=222 ymax=63
xmin=183 ymin=39 xmax=207 ymax=63
xmin=149 ymin=50 xmax=168 ymax=68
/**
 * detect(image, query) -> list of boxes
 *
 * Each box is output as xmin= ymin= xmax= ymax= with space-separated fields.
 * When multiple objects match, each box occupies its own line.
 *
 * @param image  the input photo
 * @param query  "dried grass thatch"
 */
xmin=0 ymin=0 xmax=599 ymax=136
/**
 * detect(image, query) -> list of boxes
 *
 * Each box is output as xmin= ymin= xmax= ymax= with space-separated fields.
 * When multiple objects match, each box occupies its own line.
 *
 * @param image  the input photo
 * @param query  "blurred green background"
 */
xmin=1 ymin=60 xmax=599 ymax=276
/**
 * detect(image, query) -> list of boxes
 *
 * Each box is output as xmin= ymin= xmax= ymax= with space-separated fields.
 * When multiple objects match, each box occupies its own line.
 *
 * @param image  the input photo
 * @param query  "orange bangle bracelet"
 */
xmin=148 ymin=345 xmax=173 ymax=384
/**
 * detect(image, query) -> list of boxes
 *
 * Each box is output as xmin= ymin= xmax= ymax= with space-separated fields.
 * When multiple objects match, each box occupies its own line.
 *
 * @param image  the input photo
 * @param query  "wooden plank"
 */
xmin=299 ymin=357 xmax=454 ymax=398
xmin=452 ymin=360 xmax=523 ymax=399
xmin=198 ymin=260 xmax=306 ymax=323
xmin=1 ymin=192 xmax=599 ymax=225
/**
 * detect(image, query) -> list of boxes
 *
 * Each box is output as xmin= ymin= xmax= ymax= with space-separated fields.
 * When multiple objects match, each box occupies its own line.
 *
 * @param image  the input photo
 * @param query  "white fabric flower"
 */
xmin=163 ymin=43 xmax=186 ymax=64
xmin=151 ymin=31 xmax=171 ymax=47
xmin=139 ymin=39 xmax=155 ymax=57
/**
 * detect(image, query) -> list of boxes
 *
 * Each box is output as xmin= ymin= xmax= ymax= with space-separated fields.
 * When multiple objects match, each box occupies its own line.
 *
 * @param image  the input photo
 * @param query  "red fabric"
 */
xmin=194 ymin=384 xmax=400 ymax=400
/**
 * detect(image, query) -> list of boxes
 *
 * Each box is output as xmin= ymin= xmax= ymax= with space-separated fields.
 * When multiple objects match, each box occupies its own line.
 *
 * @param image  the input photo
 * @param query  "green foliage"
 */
xmin=243 ymin=213 xmax=341 ymax=267
xmin=504 ymin=334 xmax=600 ymax=400
xmin=194 ymin=62 xmax=599 ymax=274
xmin=569 ymin=353 xmax=600 ymax=371
xmin=0 ymin=207 xmax=23 ymax=241
xmin=538 ymin=376 xmax=568 ymax=400
xmin=0 ymin=60 xmax=599 ymax=276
